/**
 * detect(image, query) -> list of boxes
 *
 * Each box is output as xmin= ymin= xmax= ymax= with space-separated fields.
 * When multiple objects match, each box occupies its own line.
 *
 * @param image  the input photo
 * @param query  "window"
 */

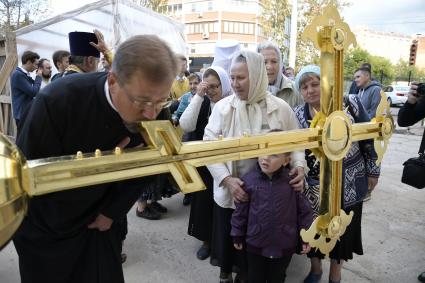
xmin=222 ymin=21 xmax=255 ymax=34
xmin=208 ymin=1 xmax=213 ymax=11
xmin=191 ymin=3 xmax=196 ymax=12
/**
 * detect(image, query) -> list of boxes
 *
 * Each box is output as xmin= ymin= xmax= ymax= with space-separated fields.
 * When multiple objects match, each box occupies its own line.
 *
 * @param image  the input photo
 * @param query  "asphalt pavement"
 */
xmin=0 ymin=107 xmax=424 ymax=283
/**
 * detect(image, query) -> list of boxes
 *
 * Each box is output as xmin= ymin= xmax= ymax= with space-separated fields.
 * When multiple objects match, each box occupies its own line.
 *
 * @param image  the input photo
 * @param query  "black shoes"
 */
xmin=136 ymin=202 xmax=167 ymax=220
xmin=419 ymin=272 xmax=425 ymax=283
xmin=150 ymin=201 xmax=168 ymax=213
xmin=183 ymin=194 xmax=192 ymax=206
xmin=136 ymin=206 xmax=161 ymax=220
xmin=196 ymin=245 xmax=210 ymax=260
xmin=121 ymin=253 xmax=127 ymax=264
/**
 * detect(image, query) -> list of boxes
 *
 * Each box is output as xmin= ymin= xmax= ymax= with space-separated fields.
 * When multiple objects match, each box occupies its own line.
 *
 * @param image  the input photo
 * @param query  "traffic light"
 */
xmin=409 ymin=40 xmax=418 ymax=66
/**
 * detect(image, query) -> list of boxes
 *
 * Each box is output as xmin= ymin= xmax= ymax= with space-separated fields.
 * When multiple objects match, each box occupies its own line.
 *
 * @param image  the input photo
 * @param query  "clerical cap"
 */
xmin=212 ymin=39 xmax=241 ymax=74
xmin=68 ymin=32 xmax=100 ymax=58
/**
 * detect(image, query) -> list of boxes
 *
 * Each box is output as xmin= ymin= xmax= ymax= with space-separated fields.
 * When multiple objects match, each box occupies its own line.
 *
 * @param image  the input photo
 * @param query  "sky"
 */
xmin=340 ymin=0 xmax=425 ymax=36
xmin=49 ymin=0 xmax=425 ymax=36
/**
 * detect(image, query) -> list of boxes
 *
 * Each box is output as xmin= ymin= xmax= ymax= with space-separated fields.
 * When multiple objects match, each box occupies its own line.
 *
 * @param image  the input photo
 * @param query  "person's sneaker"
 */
xmin=136 ymin=206 xmax=161 ymax=220
xmin=304 ymin=271 xmax=322 ymax=283
xmin=150 ymin=201 xmax=168 ymax=213
xmin=183 ymin=194 xmax=192 ymax=206
xmin=196 ymin=245 xmax=210 ymax=260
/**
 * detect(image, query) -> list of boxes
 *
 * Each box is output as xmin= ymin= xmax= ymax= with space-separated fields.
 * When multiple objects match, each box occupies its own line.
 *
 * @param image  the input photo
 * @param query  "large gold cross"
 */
xmin=0 ymin=5 xmax=393 ymax=255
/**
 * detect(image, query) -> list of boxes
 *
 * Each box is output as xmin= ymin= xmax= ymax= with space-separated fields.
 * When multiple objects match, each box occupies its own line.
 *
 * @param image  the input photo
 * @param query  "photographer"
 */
xmin=397 ymin=82 xmax=425 ymax=283
xmin=398 ymin=82 xmax=425 ymax=129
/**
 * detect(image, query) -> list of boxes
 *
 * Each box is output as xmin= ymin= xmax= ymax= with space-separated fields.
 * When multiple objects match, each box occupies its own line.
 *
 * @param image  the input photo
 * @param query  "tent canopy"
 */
xmin=15 ymin=0 xmax=186 ymax=72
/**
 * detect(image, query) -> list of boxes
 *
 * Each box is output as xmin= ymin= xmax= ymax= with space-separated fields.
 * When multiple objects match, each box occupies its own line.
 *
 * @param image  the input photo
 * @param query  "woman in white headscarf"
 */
xmin=257 ymin=41 xmax=303 ymax=108
xmin=203 ymin=50 xmax=306 ymax=283
xmin=180 ymin=66 xmax=232 ymax=262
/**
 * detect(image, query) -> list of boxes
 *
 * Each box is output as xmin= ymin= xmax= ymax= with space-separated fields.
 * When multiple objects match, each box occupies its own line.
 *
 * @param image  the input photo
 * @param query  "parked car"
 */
xmin=383 ymin=85 xmax=409 ymax=106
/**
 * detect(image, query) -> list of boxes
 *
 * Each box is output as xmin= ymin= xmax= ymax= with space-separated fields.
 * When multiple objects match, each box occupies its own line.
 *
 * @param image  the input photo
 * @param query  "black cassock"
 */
xmin=14 ymin=72 xmax=156 ymax=283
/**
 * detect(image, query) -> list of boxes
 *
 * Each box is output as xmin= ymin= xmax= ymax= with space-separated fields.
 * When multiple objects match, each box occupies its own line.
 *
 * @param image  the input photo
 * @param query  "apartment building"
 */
xmin=164 ymin=0 xmax=282 ymax=71
xmin=352 ymin=27 xmax=425 ymax=69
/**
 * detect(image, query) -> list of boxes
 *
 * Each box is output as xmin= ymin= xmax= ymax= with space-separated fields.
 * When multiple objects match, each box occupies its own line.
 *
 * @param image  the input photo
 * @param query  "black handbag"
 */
xmin=402 ymin=133 xmax=425 ymax=189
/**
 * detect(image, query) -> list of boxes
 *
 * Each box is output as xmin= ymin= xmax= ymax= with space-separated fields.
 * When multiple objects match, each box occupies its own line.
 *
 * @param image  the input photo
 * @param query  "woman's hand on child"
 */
xmin=223 ymin=176 xmax=248 ymax=203
xmin=289 ymin=166 xmax=305 ymax=192
xmin=301 ymin=243 xmax=311 ymax=254
xmin=233 ymin=243 xmax=243 ymax=250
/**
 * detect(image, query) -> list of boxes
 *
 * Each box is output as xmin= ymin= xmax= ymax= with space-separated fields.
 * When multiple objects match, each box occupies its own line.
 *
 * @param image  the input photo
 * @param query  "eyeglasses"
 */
xmin=125 ymin=91 xmax=172 ymax=110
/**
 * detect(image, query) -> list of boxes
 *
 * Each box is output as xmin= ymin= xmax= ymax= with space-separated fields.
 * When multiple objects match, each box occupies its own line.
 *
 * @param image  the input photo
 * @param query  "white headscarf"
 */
xmin=257 ymin=41 xmax=284 ymax=96
xmin=204 ymin=65 xmax=232 ymax=98
xmin=230 ymin=49 xmax=269 ymax=137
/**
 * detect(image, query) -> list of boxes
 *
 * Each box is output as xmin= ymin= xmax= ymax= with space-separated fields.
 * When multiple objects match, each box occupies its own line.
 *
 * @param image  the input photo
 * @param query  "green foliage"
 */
xmin=394 ymin=59 xmax=425 ymax=83
xmin=259 ymin=0 xmax=291 ymax=56
xmin=369 ymin=55 xmax=394 ymax=85
xmin=343 ymin=46 xmax=425 ymax=86
xmin=0 ymin=0 xmax=49 ymax=31
xmin=343 ymin=47 xmax=370 ymax=79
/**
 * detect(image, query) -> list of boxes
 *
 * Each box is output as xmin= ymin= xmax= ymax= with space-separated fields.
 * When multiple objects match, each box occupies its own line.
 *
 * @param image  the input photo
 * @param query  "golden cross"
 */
xmin=0 ymin=5 xmax=393 ymax=255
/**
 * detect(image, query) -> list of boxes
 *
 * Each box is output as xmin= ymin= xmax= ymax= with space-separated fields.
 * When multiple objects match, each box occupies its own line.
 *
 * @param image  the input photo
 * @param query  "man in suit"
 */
xmin=10 ymin=50 xmax=42 ymax=129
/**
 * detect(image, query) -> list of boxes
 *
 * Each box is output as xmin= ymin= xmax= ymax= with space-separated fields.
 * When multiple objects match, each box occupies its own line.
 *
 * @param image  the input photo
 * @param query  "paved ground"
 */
xmin=0 ymin=108 xmax=424 ymax=283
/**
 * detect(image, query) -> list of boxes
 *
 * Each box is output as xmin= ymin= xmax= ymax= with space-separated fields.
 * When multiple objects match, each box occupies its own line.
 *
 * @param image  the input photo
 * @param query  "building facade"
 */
xmin=415 ymin=35 xmax=425 ymax=69
xmin=352 ymin=27 xmax=425 ymax=69
xmin=164 ymin=0 xmax=279 ymax=71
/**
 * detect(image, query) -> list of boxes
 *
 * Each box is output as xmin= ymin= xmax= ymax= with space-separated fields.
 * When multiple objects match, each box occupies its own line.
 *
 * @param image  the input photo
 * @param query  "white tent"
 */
xmin=15 ymin=0 xmax=186 ymax=72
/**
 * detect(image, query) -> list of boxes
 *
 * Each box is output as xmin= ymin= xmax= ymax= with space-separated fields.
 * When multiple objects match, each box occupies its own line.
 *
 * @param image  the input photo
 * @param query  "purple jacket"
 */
xmin=231 ymin=165 xmax=313 ymax=258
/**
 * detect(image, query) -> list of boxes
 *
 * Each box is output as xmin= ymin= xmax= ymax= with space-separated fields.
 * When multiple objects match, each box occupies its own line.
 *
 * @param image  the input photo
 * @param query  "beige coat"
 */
xmin=204 ymin=93 xmax=306 ymax=209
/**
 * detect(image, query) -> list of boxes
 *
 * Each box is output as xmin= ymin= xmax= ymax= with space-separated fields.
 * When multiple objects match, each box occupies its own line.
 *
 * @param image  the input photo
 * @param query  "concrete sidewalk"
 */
xmin=0 ymin=133 xmax=424 ymax=283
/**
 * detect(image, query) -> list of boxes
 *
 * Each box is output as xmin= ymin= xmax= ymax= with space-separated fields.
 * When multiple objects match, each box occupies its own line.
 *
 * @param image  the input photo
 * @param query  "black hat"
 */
xmin=68 ymin=32 xmax=100 ymax=58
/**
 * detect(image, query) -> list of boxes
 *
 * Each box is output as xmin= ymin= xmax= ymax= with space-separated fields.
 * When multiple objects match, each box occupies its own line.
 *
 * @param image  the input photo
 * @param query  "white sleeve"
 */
xmin=203 ymin=101 xmax=231 ymax=184
xmin=284 ymin=104 xmax=308 ymax=170
xmin=179 ymin=94 xmax=204 ymax=133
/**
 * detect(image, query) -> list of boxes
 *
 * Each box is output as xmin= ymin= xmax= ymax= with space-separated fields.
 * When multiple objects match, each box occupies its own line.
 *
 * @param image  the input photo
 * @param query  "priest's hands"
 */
xmin=90 ymin=29 xmax=109 ymax=54
xmin=88 ymin=214 xmax=113 ymax=231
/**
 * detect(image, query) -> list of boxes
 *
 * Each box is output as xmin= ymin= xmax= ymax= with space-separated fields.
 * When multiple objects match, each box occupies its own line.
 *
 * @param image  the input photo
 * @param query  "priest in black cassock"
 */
xmin=14 ymin=34 xmax=178 ymax=283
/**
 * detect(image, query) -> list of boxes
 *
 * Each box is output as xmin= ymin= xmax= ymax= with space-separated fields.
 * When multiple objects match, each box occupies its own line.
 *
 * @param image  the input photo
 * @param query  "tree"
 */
xmin=296 ymin=0 xmax=350 ymax=68
xmin=0 ymin=0 xmax=50 ymax=31
xmin=344 ymin=46 xmax=394 ymax=85
xmin=369 ymin=55 xmax=394 ymax=85
xmin=343 ymin=47 xmax=370 ymax=80
xmin=394 ymin=59 xmax=425 ymax=83
xmin=131 ymin=0 xmax=168 ymax=13
xmin=259 ymin=0 xmax=291 ymax=56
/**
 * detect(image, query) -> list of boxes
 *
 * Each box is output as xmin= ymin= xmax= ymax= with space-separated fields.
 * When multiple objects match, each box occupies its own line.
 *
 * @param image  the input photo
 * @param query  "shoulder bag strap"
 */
xmin=419 ymin=131 xmax=425 ymax=154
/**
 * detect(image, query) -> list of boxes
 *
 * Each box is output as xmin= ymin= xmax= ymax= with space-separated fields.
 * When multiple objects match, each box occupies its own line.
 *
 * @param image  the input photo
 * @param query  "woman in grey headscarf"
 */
xmin=180 ymin=65 xmax=232 ymax=261
xmin=257 ymin=41 xmax=303 ymax=108
xmin=203 ymin=50 xmax=306 ymax=282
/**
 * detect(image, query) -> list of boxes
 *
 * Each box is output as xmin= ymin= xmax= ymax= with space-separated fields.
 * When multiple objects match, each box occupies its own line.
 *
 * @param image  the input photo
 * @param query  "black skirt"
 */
xmin=138 ymin=174 xmax=178 ymax=202
xmin=187 ymin=166 xmax=214 ymax=242
xmin=307 ymin=202 xmax=363 ymax=262
xmin=210 ymin=203 xmax=247 ymax=274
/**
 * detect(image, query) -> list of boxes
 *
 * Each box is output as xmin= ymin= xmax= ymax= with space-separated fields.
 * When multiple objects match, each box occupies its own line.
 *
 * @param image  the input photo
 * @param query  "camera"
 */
xmin=417 ymin=83 xmax=425 ymax=96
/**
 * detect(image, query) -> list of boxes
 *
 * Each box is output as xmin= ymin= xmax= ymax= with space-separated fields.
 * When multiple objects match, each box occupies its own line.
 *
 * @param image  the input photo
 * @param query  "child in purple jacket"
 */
xmin=231 ymin=153 xmax=313 ymax=283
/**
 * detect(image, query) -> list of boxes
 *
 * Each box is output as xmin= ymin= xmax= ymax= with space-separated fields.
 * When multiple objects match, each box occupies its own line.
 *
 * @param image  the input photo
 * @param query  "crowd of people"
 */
xmin=8 ymin=29 xmax=397 ymax=283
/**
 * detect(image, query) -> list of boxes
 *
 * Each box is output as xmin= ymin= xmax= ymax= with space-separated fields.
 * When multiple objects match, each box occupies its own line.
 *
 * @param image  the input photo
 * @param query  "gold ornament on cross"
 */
xmin=0 ymin=5 xmax=393 ymax=255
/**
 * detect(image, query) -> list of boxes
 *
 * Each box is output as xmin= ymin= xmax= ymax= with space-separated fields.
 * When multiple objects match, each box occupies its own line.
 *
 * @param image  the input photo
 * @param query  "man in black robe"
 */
xmin=14 ymin=35 xmax=178 ymax=283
